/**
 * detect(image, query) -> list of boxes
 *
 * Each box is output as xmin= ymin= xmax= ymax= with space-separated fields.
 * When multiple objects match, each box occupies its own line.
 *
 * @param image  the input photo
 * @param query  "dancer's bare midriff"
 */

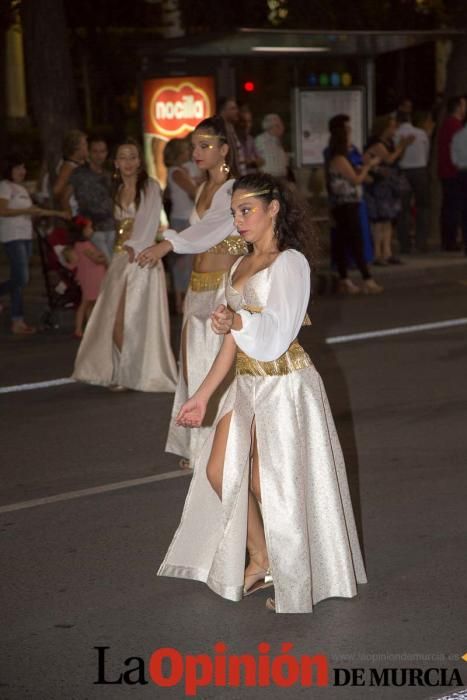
xmin=193 ymin=252 xmax=241 ymax=274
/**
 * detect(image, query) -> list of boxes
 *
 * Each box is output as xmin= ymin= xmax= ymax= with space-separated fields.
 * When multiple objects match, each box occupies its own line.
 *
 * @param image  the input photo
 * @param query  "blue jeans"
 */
xmin=92 ymin=229 xmax=115 ymax=261
xmin=0 ymin=239 xmax=33 ymax=320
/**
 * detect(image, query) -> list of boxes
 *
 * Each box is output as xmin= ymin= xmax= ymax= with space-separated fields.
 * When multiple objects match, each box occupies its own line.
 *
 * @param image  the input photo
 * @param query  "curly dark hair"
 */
xmin=111 ymin=137 xmax=149 ymax=211
xmin=193 ymin=115 xmax=240 ymax=178
xmin=232 ymin=173 xmax=318 ymax=266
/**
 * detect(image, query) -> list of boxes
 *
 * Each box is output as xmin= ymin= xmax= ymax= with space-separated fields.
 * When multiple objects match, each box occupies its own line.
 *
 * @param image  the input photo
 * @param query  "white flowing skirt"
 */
xmin=158 ymin=362 xmax=367 ymax=614
xmin=73 ymin=253 xmax=178 ymax=392
xmin=165 ymin=274 xmax=234 ymax=460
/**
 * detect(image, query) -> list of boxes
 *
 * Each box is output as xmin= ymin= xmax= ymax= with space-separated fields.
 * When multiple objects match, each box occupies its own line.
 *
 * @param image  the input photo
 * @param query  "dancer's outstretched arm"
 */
xmin=176 ymin=333 xmax=236 ymax=428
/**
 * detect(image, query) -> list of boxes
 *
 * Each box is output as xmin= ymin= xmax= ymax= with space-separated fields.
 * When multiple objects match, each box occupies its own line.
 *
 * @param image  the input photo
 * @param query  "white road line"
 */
xmin=0 ymin=470 xmax=191 ymax=514
xmin=0 ymin=378 xmax=75 ymax=394
xmin=326 ymin=318 xmax=467 ymax=345
xmin=2 ymin=318 xmax=466 ymax=393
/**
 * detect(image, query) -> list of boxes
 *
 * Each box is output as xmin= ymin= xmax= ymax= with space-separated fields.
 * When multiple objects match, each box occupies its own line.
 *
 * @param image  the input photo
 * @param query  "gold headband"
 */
xmin=193 ymin=133 xmax=226 ymax=141
xmin=237 ymin=188 xmax=272 ymax=200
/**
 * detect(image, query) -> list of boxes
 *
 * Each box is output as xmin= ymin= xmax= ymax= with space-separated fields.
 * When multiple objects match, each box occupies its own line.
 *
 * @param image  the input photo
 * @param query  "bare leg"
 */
xmin=175 ymin=290 xmax=184 ymax=315
xmin=206 ymin=415 xmax=270 ymax=589
xmin=372 ymin=222 xmax=384 ymax=262
xmin=113 ymin=282 xmax=127 ymax=352
xmin=74 ymin=300 xmax=87 ymax=336
xmin=84 ymin=300 xmax=95 ymax=323
xmin=382 ymin=221 xmax=393 ymax=260
xmin=245 ymin=422 xmax=269 ymax=578
xmin=206 ymin=411 xmax=232 ymax=498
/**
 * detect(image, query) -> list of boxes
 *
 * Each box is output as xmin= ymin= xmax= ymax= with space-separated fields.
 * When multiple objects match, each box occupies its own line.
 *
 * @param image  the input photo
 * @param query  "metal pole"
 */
xmin=365 ymin=57 xmax=375 ymax=135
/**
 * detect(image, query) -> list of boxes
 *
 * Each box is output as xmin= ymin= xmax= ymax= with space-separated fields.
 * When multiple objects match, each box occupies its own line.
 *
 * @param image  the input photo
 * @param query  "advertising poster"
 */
xmin=142 ymin=76 xmax=216 ymax=186
xmin=295 ymin=88 xmax=365 ymax=166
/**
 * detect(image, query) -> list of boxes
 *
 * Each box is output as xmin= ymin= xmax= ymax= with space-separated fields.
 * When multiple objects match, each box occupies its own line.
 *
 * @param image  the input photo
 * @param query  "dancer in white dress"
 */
xmin=137 ymin=117 xmax=248 ymax=463
xmin=73 ymin=139 xmax=177 ymax=392
xmin=158 ymin=173 xmax=367 ymax=613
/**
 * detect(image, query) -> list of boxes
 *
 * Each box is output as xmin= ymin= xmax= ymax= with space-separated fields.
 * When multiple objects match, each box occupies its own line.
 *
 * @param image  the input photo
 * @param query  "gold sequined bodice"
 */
xmin=206 ymin=236 xmax=249 ymax=256
xmin=114 ymin=218 xmax=134 ymax=253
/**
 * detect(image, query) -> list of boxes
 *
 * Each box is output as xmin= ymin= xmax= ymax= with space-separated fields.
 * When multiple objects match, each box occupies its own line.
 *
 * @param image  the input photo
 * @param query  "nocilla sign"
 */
xmin=143 ymin=77 xmax=215 ymax=139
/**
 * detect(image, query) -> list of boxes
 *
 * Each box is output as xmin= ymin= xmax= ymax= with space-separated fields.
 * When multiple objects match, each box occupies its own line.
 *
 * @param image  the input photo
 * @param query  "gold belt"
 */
xmin=206 ymin=236 xmax=249 ymax=256
xmin=114 ymin=218 xmax=134 ymax=253
xmin=236 ymin=340 xmax=313 ymax=376
xmin=190 ymin=270 xmax=226 ymax=292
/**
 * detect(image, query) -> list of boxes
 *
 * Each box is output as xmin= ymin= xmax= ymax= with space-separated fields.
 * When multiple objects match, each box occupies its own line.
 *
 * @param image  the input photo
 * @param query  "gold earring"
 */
xmin=220 ymin=160 xmax=230 ymax=176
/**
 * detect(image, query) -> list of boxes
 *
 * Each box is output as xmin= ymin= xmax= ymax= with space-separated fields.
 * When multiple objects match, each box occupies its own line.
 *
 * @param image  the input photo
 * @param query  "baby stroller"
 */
xmin=35 ymin=218 xmax=81 ymax=328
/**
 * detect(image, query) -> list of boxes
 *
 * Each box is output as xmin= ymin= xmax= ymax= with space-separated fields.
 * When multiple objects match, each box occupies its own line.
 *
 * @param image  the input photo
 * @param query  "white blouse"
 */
xmin=163 ymin=179 xmax=238 ymax=255
xmin=230 ymin=249 xmax=310 ymax=362
xmin=121 ymin=178 xmax=162 ymax=255
xmin=0 ymin=180 xmax=33 ymax=243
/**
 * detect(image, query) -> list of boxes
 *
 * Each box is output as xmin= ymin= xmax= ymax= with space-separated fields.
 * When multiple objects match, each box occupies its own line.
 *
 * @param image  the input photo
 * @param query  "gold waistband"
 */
xmin=114 ymin=218 xmax=134 ymax=253
xmin=206 ymin=236 xmax=249 ymax=256
xmin=236 ymin=340 xmax=313 ymax=376
xmin=190 ymin=270 xmax=226 ymax=292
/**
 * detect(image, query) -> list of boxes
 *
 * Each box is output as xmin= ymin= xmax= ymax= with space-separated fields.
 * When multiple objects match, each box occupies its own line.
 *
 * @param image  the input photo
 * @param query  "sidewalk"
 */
xmin=317 ymin=251 xmax=467 ymax=292
xmin=1 ymin=251 xmax=466 ymax=332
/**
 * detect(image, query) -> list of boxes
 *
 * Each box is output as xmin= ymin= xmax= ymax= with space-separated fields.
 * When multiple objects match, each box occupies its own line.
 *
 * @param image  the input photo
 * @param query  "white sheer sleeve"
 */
xmin=163 ymin=180 xmax=237 ymax=254
xmin=231 ymin=250 xmax=310 ymax=362
xmin=125 ymin=178 xmax=162 ymax=254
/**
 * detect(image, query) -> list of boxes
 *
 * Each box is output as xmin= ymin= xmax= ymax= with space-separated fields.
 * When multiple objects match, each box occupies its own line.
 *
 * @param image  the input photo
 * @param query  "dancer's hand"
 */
xmin=123 ymin=245 xmax=135 ymax=263
xmin=136 ymin=244 xmax=159 ymax=268
xmin=136 ymin=240 xmax=172 ymax=268
xmin=211 ymin=304 xmax=234 ymax=334
xmin=176 ymin=395 xmax=207 ymax=428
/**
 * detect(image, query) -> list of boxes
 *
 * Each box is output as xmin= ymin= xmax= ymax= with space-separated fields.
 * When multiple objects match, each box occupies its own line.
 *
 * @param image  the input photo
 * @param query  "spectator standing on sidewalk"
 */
xmin=0 ymin=155 xmax=67 ymax=334
xmin=236 ymin=105 xmax=263 ymax=175
xmin=451 ymin=117 xmax=467 ymax=256
xmin=395 ymin=111 xmax=432 ymax=253
xmin=218 ymin=97 xmax=247 ymax=176
xmin=325 ymin=125 xmax=383 ymax=295
xmin=364 ymin=115 xmax=413 ymax=265
xmin=53 ymin=129 xmax=88 ymax=213
xmin=163 ymin=138 xmax=197 ymax=314
xmin=255 ymin=114 xmax=289 ymax=182
xmin=437 ymin=96 xmax=467 ymax=251
xmin=325 ymin=113 xmax=374 ymax=264
xmin=69 ymin=138 xmax=115 ymax=261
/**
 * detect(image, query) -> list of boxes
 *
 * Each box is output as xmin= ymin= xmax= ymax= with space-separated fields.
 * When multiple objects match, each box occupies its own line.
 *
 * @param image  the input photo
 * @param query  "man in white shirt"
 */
xmin=395 ymin=114 xmax=431 ymax=253
xmin=255 ymin=114 xmax=289 ymax=180
xmin=451 ymin=122 xmax=467 ymax=255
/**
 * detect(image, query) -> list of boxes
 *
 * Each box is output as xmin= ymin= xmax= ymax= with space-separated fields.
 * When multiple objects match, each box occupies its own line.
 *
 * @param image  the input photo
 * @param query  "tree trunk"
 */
xmin=0 ymin=29 xmax=7 ymax=159
xmin=444 ymin=36 xmax=467 ymax=98
xmin=20 ymin=0 xmax=80 ymax=182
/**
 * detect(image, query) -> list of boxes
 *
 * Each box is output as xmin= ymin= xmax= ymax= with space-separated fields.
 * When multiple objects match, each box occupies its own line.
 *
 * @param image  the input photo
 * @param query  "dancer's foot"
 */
xmin=243 ymin=568 xmax=273 ymax=597
xmin=243 ymin=553 xmax=272 ymax=596
xmin=108 ymin=384 xmax=128 ymax=392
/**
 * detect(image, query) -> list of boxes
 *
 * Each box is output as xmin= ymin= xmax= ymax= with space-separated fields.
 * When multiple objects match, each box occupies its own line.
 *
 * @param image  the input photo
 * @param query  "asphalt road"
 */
xmin=1 ymin=259 xmax=466 ymax=700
